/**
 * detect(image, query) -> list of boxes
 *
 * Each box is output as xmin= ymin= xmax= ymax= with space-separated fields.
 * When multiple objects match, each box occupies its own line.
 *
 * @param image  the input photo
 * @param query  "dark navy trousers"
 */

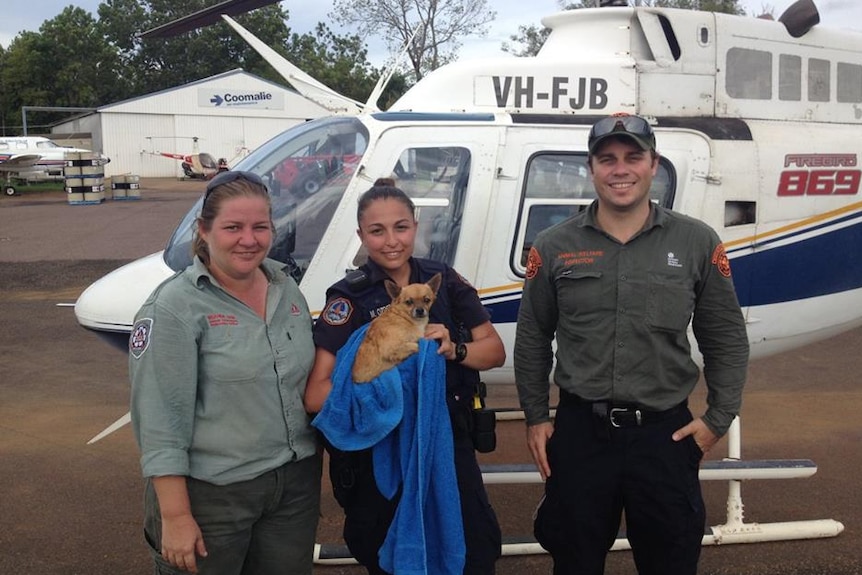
xmin=534 ymin=399 xmax=706 ymax=575
xmin=331 ymin=434 xmax=501 ymax=575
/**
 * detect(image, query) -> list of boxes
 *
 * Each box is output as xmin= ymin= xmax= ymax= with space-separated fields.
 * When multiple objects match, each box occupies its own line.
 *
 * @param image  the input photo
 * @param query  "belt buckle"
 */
xmin=609 ymin=407 xmax=642 ymax=428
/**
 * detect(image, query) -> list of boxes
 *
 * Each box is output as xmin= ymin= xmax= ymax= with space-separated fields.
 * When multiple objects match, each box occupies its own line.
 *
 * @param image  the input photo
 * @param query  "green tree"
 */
xmin=0 ymin=44 xmax=11 ymax=134
xmin=504 ymin=0 xmax=745 ymax=57
xmin=98 ymin=0 xmax=295 ymax=95
xmin=97 ymin=0 xmax=390 ymax=105
xmin=332 ymin=0 xmax=497 ymax=82
xmin=502 ymin=2 xmax=584 ymax=57
xmin=284 ymin=23 xmax=391 ymax=105
xmin=0 ymin=0 xmax=402 ymax=131
xmin=0 ymin=7 xmax=121 ymax=134
xmin=650 ymin=0 xmax=744 ymax=13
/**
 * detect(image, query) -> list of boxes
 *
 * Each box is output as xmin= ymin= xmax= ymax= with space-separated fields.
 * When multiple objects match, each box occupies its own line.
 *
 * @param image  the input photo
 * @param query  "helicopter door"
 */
xmin=340 ymin=125 xmax=499 ymax=279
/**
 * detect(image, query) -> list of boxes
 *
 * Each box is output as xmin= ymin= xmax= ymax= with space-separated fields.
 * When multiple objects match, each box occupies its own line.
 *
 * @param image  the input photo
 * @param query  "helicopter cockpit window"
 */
xmin=163 ymin=117 xmax=369 ymax=283
xmin=350 ymin=146 xmax=470 ymax=268
xmin=513 ymin=152 xmax=674 ymax=272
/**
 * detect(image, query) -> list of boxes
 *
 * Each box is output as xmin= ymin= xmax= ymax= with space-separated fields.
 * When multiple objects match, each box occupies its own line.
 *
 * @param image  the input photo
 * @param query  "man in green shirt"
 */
xmin=514 ymin=113 xmax=749 ymax=575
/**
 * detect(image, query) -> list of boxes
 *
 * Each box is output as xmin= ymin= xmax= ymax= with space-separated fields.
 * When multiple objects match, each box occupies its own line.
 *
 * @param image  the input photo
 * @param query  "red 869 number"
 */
xmin=777 ymin=170 xmax=861 ymax=196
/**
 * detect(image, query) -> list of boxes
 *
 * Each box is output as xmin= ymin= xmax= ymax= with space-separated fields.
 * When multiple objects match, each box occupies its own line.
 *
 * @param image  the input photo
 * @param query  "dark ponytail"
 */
xmin=356 ymin=177 xmax=416 ymax=223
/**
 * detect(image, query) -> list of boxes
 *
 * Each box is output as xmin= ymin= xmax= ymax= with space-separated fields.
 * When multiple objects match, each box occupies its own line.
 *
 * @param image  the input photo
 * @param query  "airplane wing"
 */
xmin=220 ymin=15 xmax=365 ymax=114
xmin=0 ymin=154 xmax=41 ymax=173
xmin=139 ymin=0 xmax=279 ymax=38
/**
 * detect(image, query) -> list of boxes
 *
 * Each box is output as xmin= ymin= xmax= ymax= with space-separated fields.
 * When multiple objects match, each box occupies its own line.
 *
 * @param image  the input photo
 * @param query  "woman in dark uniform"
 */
xmin=304 ymin=178 xmax=505 ymax=574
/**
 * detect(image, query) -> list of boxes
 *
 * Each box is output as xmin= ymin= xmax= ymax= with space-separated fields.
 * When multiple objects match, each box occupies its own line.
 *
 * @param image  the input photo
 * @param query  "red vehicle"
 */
xmin=272 ymin=153 xmax=361 ymax=196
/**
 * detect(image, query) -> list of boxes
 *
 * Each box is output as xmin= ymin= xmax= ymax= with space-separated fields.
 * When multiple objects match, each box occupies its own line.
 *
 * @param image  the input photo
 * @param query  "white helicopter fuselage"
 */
xmin=75 ymin=5 xmax=862 ymax=383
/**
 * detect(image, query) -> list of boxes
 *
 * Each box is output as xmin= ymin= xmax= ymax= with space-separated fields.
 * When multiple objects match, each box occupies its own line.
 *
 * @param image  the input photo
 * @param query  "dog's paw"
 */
xmin=351 ymin=366 xmax=376 ymax=384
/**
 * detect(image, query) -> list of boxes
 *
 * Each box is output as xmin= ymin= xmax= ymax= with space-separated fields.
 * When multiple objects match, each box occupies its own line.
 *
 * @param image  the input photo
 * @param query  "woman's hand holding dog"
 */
xmin=425 ymin=323 xmax=456 ymax=360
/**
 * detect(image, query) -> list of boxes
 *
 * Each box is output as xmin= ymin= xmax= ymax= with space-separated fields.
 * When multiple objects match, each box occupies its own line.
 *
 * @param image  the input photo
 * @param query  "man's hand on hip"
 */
xmin=526 ymin=422 xmax=555 ymax=480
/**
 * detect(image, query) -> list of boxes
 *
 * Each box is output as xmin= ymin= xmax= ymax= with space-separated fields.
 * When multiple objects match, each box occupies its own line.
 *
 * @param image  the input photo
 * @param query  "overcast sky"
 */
xmin=2 ymin=0 xmax=861 ymax=65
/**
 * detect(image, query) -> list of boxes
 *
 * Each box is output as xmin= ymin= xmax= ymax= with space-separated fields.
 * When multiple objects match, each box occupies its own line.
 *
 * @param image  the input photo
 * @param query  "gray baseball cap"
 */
xmin=588 ymin=114 xmax=656 ymax=155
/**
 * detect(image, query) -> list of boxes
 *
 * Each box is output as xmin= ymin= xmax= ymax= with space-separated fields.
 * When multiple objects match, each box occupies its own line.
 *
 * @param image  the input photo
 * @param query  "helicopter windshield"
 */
xmin=163 ymin=116 xmax=369 ymax=282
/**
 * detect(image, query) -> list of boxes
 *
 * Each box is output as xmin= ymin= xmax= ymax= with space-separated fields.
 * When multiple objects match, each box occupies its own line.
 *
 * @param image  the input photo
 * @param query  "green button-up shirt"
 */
xmin=130 ymin=257 xmax=317 ymax=485
xmin=514 ymin=202 xmax=749 ymax=436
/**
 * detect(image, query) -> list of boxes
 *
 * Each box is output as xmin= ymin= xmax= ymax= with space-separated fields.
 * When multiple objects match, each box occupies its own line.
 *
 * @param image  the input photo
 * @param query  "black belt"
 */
xmin=558 ymin=389 xmax=687 ymax=428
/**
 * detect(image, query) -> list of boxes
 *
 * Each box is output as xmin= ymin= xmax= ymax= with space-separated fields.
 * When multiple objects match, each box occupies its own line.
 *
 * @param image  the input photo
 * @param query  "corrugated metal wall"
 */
xmin=57 ymin=70 xmax=330 ymax=178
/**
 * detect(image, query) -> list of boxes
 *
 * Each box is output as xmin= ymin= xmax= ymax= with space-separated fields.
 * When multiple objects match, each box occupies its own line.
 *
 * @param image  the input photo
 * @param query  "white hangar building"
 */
xmin=53 ymin=69 xmax=330 ymax=178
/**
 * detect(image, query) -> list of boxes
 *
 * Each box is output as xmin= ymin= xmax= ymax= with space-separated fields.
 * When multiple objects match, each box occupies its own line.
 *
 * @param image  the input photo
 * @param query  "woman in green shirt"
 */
xmin=130 ymin=171 xmax=320 ymax=575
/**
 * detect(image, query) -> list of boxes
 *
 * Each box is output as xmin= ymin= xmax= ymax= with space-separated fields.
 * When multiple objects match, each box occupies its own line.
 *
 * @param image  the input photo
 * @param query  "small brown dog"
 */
xmin=352 ymin=273 xmax=443 ymax=383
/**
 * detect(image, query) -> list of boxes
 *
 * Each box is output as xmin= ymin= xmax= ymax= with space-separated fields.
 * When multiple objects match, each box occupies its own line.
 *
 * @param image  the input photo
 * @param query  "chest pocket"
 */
xmin=555 ymin=270 xmax=605 ymax=319
xmin=199 ymin=325 xmax=262 ymax=384
xmin=281 ymin=315 xmax=315 ymax=372
xmin=646 ymin=273 xmax=695 ymax=332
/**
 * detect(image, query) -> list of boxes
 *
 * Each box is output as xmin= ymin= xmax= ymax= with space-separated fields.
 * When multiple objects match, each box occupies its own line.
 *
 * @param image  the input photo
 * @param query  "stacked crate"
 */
xmin=64 ymin=152 xmax=105 ymax=205
xmin=111 ymin=175 xmax=141 ymax=200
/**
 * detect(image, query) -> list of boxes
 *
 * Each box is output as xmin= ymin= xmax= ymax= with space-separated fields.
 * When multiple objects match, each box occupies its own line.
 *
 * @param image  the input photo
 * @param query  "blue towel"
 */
xmin=313 ymin=324 xmax=466 ymax=575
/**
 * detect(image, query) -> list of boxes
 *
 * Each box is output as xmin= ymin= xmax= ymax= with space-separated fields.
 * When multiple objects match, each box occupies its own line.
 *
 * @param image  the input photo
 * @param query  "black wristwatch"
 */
xmin=454 ymin=342 xmax=468 ymax=363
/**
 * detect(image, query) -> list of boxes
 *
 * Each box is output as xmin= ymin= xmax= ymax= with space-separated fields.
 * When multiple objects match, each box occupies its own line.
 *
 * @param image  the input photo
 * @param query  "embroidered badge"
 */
xmin=667 ymin=252 xmax=683 ymax=268
xmin=129 ymin=318 xmax=153 ymax=359
xmin=712 ymin=243 xmax=732 ymax=278
xmin=207 ymin=314 xmax=238 ymax=327
xmin=322 ymin=297 xmax=353 ymax=325
xmin=290 ymin=303 xmax=301 ymax=316
xmin=369 ymin=303 xmax=391 ymax=319
xmin=525 ymin=247 xmax=542 ymax=280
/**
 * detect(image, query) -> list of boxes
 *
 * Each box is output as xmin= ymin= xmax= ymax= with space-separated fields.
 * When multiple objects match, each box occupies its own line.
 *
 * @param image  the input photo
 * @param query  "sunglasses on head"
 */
xmin=588 ymin=114 xmax=655 ymax=151
xmin=203 ymin=170 xmax=267 ymax=206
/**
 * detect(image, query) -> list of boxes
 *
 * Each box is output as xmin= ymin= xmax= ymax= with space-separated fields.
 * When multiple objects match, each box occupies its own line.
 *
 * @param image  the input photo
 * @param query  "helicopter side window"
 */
xmin=779 ymin=54 xmax=802 ymax=102
xmin=351 ymin=146 xmax=470 ymax=269
xmin=808 ymin=58 xmax=831 ymax=103
xmin=513 ymin=153 xmax=675 ymax=272
xmin=837 ymin=62 xmax=862 ymax=103
xmin=396 ymin=146 xmax=470 ymax=266
xmin=726 ymin=48 xmax=772 ymax=100
xmin=164 ymin=117 xmax=369 ymax=285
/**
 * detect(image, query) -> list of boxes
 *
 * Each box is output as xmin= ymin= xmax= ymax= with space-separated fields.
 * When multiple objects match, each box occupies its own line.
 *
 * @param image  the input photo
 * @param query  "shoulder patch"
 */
xmin=322 ymin=297 xmax=353 ymax=326
xmin=525 ymin=247 xmax=543 ymax=280
xmin=129 ymin=318 xmax=153 ymax=359
xmin=711 ymin=243 xmax=732 ymax=278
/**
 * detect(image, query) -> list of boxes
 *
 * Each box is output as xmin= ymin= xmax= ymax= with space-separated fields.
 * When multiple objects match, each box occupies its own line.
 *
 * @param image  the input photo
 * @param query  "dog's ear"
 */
xmin=384 ymin=279 xmax=402 ymax=301
xmin=426 ymin=273 xmax=442 ymax=295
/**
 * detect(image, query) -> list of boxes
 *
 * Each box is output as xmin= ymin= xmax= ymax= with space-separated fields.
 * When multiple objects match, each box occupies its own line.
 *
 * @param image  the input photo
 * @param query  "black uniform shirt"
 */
xmin=314 ymin=257 xmax=490 ymax=405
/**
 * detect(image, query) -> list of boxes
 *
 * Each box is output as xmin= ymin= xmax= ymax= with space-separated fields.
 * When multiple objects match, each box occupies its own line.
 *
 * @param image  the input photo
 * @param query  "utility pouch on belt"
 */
xmin=471 ymin=381 xmax=497 ymax=453
xmin=327 ymin=446 xmax=371 ymax=509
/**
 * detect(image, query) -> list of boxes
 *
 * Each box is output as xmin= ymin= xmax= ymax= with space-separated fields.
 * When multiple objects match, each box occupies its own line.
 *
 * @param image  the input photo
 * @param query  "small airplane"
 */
xmin=0 ymin=136 xmax=109 ymax=195
xmin=0 ymin=153 xmax=40 ymax=196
